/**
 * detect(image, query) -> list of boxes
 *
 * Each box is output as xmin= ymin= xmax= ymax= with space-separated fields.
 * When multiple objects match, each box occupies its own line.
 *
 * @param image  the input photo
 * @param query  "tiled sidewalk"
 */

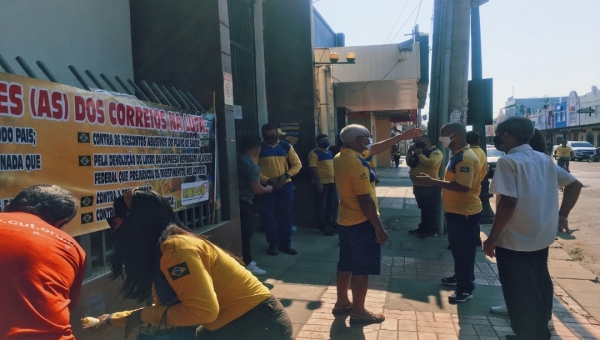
xmin=296 ymin=256 xmax=600 ymax=340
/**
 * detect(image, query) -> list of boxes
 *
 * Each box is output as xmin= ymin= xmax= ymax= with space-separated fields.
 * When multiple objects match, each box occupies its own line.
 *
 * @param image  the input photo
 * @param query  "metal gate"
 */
xmin=228 ymin=0 xmax=258 ymax=145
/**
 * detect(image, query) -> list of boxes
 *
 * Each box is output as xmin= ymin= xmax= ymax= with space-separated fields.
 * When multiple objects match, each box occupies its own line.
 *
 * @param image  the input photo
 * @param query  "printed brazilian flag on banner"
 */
xmin=0 ymin=73 xmax=216 ymax=236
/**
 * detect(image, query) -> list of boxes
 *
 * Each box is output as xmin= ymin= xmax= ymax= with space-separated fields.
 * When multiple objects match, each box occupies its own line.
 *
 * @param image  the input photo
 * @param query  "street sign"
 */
xmin=577 ymin=107 xmax=595 ymax=114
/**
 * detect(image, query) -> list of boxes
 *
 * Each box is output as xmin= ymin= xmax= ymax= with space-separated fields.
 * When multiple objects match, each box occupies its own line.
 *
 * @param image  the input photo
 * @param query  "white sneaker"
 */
xmin=245 ymin=261 xmax=266 ymax=276
xmin=490 ymin=304 xmax=509 ymax=315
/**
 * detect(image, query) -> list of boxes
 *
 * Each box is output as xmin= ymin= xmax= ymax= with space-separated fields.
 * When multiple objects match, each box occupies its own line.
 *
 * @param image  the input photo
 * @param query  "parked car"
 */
xmin=486 ymin=146 xmax=504 ymax=177
xmin=552 ymin=141 xmax=596 ymax=161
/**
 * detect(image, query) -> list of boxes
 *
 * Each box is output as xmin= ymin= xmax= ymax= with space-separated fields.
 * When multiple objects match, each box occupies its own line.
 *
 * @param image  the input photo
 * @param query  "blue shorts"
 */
xmin=337 ymin=220 xmax=381 ymax=275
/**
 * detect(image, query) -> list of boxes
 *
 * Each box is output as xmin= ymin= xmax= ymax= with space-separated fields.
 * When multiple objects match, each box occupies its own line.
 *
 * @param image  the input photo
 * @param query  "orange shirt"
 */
xmin=0 ymin=212 xmax=86 ymax=340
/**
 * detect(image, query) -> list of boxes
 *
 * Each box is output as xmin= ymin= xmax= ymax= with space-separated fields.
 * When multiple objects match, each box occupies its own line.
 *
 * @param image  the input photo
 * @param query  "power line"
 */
xmin=331 ymin=57 xmax=404 ymax=93
xmin=413 ymin=0 xmax=423 ymax=30
xmin=384 ymin=0 xmax=410 ymax=44
xmin=389 ymin=1 xmax=422 ymax=43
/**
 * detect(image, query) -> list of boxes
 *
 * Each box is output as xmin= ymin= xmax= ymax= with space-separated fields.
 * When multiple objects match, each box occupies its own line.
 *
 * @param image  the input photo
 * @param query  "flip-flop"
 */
xmin=332 ymin=302 xmax=353 ymax=314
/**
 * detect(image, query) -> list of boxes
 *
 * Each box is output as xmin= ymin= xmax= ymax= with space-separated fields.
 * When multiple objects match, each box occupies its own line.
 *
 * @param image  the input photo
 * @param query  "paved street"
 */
xmin=244 ymin=159 xmax=600 ymax=339
xmin=554 ymin=159 xmax=600 ymax=278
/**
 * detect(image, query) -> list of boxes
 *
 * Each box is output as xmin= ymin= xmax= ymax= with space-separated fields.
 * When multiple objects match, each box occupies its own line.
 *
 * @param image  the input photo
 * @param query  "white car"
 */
xmin=486 ymin=147 xmax=504 ymax=177
xmin=553 ymin=141 xmax=596 ymax=161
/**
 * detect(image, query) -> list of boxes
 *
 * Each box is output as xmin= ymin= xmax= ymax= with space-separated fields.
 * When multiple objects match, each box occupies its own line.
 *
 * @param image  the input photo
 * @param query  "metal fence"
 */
xmin=228 ymin=0 xmax=259 ymax=146
xmin=0 ymin=53 xmax=218 ymax=279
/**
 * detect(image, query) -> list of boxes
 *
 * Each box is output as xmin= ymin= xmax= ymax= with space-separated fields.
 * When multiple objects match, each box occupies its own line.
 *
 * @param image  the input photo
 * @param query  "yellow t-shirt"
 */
xmin=555 ymin=145 xmax=573 ymax=158
xmin=258 ymin=141 xmax=302 ymax=184
xmin=409 ymin=147 xmax=443 ymax=185
xmin=442 ymin=146 xmax=482 ymax=216
xmin=334 ymin=148 xmax=378 ymax=226
xmin=470 ymin=145 xmax=488 ymax=182
xmin=110 ymin=235 xmax=271 ymax=330
xmin=308 ymin=148 xmax=334 ymax=184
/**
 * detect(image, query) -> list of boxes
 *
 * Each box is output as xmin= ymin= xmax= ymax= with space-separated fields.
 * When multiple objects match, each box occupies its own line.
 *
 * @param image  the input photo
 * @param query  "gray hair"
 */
xmin=4 ymin=184 xmax=78 ymax=225
xmin=496 ymin=116 xmax=534 ymax=143
xmin=340 ymin=124 xmax=369 ymax=144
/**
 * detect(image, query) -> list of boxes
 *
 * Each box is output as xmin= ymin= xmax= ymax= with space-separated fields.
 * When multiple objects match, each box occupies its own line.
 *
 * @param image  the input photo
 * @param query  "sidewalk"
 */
xmin=249 ymin=161 xmax=600 ymax=339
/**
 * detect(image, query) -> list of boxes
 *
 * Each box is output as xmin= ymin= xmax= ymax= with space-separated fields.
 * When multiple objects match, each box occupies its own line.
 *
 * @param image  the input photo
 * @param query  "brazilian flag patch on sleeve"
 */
xmin=167 ymin=262 xmax=191 ymax=281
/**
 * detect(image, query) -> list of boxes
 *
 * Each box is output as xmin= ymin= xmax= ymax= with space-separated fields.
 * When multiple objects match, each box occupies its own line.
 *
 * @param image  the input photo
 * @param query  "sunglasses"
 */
xmin=106 ymin=188 xmax=137 ymax=231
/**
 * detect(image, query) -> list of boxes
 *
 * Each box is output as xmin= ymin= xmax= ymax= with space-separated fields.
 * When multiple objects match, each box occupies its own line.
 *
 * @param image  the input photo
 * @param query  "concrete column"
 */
xmin=254 ymin=0 xmax=268 ymax=128
xmin=448 ymin=0 xmax=471 ymax=124
xmin=317 ymin=66 xmax=329 ymax=136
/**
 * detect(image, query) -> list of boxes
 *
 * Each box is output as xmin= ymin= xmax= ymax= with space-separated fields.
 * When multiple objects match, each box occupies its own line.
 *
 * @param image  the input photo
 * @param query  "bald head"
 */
xmin=441 ymin=122 xmax=467 ymax=138
xmin=439 ymin=122 xmax=467 ymax=151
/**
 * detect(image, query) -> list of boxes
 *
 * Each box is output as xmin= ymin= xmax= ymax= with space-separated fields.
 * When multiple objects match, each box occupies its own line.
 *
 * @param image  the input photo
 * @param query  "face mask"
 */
xmin=415 ymin=142 xmax=426 ymax=149
xmin=362 ymin=137 xmax=373 ymax=150
xmin=493 ymin=135 xmax=505 ymax=151
xmin=318 ymin=141 xmax=330 ymax=149
xmin=439 ymin=134 xmax=453 ymax=148
xmin=263 ymin=136 xmax=278 ymax=145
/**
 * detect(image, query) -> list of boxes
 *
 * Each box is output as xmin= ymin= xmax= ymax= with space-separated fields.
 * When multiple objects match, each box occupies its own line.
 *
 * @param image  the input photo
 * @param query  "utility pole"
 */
xmin=470 ymin=0 xmax=495 ymax=224
xmin=430 ymin=0 xmax=471 ymax=234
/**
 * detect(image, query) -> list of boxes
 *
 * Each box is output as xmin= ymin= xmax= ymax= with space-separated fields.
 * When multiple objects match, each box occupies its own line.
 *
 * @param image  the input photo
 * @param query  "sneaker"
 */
xmin=245 ymin=261 xmax=266 ymax=276
xmin=278 ymin=246 xmax=297 ymax=255
xmin=420 ymin=232 xmax=437 ymax=239
xmin=490 ymin=304 xmax=508 ymax=315
xmin=441 ymin=276 xmax=457 ymax=286
xmin=349 ymin=310 xmax=385 ymax=326
xmin=449 ymin=291 xmax=472 ymax=303
xmin=267 ymin=247 xmax=279 ymax=256
xmin=408 ymin=228 xmax=426 ymax=235
xmin=321 ymin=227 xmax=336 ymax=236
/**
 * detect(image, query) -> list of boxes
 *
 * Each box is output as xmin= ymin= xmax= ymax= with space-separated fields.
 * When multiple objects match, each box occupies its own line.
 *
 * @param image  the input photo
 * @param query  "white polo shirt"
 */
xmin=490 ymin=144 xmax=576 ymax=251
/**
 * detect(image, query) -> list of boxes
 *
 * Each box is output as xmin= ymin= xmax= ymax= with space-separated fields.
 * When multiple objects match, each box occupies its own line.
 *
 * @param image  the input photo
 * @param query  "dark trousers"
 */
xmin=446 ymin=212 xmax=481 ymax=293
xmin=413 ymin=186 xmax=441 ymax=233
xmin=315 ymin=183 xmax=338 ymax=228
xmin=259 ymin=182 xmax=293 ymax=249
xmin=393 ymin=155 xmax=400 ymax=167
xmin=239 ymin=200 xmax=255 ymax=265
xmin=196 ymin=295 xmax=293 ymax=339
xmin=496 ymin=246 xmax=552 ymax=340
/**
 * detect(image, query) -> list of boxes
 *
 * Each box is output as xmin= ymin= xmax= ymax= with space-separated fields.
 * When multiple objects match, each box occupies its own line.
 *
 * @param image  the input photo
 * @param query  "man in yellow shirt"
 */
xmin=333 ymin=124 xmax=421 ymax=325
xmin=416 ymin=122 xmax=482 ymax=303
xmin=554 ymin=140 xmax=573 ymax=172
xmin=408 ymin=135 xmax=443 ymax=239
xmin=466 ymin=131 xmax=488 ymax=246
xmin=308 ymin=134 xmax=337 ymax=236
xmin=258 ymin=124 xmax=302 ymax=256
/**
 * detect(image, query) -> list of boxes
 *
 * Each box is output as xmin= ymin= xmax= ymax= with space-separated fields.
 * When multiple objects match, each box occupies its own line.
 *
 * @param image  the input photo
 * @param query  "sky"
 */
xmin=313 ymin=0 xmax=600 ymax=121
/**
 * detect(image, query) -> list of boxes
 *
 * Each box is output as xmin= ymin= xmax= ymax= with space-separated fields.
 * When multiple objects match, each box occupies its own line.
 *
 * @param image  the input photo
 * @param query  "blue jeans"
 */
xmin=496 ymin=246 xmax=552 ymax=340
xmin=315 ymin=183 xmax=338 ymax=228
xmin=413 ymin=186 xmax=441 ymax=233
xmin=446 ymin=212 xmax=481 ymax=293
xmin=259 ymin=182 xmax=293 ymax=249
